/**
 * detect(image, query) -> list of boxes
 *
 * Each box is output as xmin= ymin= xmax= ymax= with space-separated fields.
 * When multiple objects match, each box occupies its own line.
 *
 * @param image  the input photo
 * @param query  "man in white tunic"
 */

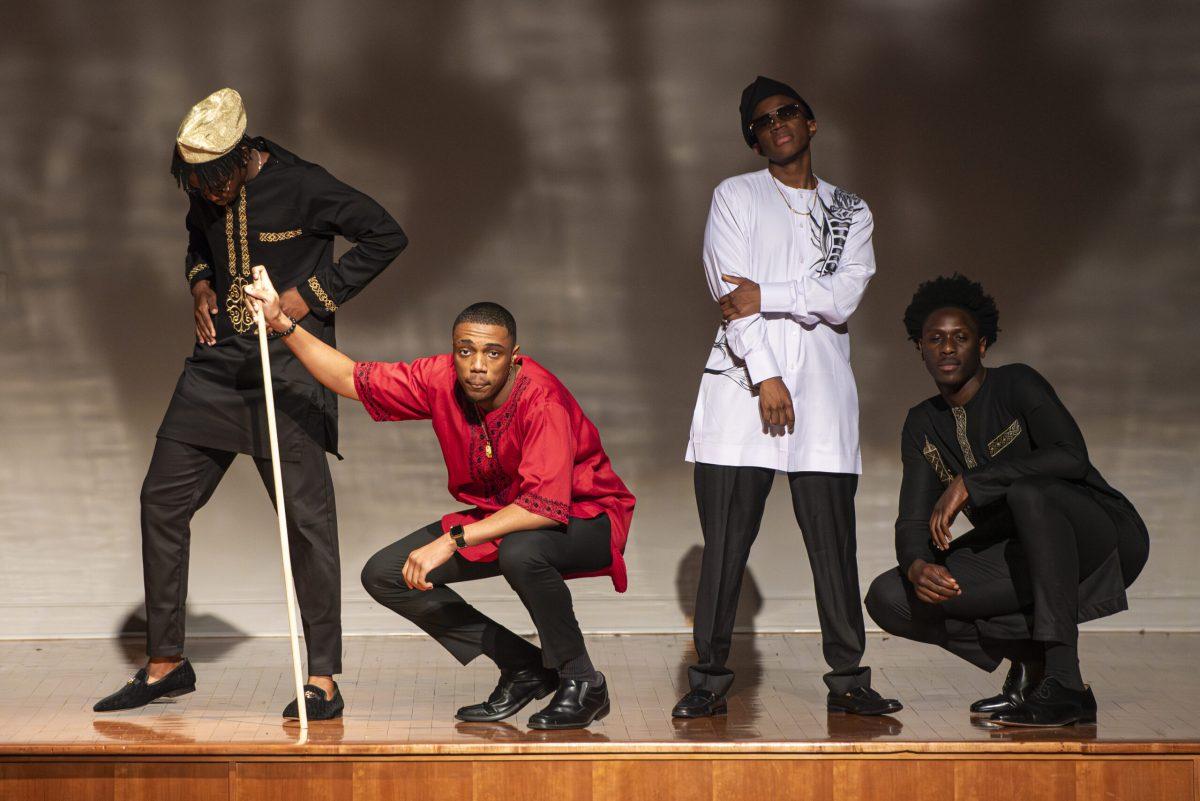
xmin=674 ymin=76 xmax=902 ymax=718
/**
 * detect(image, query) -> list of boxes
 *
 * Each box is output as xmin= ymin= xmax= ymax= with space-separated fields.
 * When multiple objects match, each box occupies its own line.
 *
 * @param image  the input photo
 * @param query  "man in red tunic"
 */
xmin=246 ymin=268 xmax=634 ymax=730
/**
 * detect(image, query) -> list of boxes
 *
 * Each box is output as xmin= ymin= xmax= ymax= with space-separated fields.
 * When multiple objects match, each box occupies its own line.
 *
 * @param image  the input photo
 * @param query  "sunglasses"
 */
xmin=748 ymin=103 xmax=806 ymax=135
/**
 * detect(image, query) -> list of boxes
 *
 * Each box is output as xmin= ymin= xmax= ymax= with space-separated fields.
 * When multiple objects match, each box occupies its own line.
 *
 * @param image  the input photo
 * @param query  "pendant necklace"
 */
xmin=475 ymin=403 xmax=494 ymax=459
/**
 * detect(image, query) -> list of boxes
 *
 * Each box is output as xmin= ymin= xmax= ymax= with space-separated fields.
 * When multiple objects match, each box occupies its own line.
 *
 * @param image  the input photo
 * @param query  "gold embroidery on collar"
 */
xmin=987 ymin=419 xmax=1022 ymax=458
xmin=922 ymin=437 xmax=954 ymax=486
xmin=307 ymin=276 xmax=338 ymax=313
xmin=224 ymin=185 xmax=255 ymax=334
xmin=186 ymin=263 xmax=210 ymax=282
xmin=258 ymin=229 xmax=302 ymax=242
xmin=951 ymin=406 xmax=978 ymax=469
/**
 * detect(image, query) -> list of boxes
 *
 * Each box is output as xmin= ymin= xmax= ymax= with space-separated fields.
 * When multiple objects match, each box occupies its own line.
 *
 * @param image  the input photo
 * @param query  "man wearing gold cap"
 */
xmin=93 ymin=88 xmax=408 ymax=720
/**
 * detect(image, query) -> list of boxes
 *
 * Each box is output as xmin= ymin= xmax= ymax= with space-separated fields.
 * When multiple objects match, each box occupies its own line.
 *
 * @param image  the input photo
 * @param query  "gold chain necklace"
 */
xmin=771 ymin=175 xmax=818 ymax=218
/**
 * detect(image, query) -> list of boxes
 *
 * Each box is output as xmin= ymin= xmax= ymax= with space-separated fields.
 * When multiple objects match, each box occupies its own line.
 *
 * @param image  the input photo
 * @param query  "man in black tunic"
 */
xmin=94 ymin=88 xmax=408 ymax=719
xmin=864 ymin=275 xmax=1149 ymax=727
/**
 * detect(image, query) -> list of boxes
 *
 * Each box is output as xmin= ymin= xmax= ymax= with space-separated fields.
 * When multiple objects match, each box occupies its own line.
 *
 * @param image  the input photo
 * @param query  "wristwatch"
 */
xmin=448 ymin=524 xmax=467 ymax=549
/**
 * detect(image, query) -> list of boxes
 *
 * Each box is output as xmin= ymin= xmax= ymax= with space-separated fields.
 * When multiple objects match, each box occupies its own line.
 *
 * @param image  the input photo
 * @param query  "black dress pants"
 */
xmin=140 ymin=435 xmax=342 ymax=675
xmin=689 ymin=463 xmax=869 ymax=694
xmin=360 ymin=516 xmax=612 ymax=670
xmin=865 ymin=476 xmax=1148 ymax=672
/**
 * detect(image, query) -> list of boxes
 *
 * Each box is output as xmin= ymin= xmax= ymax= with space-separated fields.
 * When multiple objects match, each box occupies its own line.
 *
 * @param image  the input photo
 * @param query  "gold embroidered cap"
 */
xmin=175 ymin=88 xmax=247 ymax=164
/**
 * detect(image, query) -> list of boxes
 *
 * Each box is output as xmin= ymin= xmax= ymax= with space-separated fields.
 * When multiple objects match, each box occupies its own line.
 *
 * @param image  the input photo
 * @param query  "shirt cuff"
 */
xmin=187 ymin=264 xmax=213 ymax=289
xmin=297 ymin=274 xmax=339 ymax=316
xmin=743 ymin=348 xmax=782 ymax=386
xmin=759 ymin=281 xmax=795 ymax=314
xmin=514 ymin=491 xmax=570 ymax=524
xmin=352 ymin=361 xmax=390 ymax=421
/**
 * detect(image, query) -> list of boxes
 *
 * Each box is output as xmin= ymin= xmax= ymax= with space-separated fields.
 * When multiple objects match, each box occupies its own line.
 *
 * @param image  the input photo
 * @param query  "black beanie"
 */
xmin=739 ymin=75 xmax=814 ymax=147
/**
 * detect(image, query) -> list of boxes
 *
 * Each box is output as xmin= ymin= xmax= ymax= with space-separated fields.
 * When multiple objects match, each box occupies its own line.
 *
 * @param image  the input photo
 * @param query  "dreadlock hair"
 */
xmin=454 ymin=302 xmax=517 ymax=341
xmin=170 ymin=135 xmax=256 ymax=194
xmin=902 ymin=274 xmax=1000 ymax=345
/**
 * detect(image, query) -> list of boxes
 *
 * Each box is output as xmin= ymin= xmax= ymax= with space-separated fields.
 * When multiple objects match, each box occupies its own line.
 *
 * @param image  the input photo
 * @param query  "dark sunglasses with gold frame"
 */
xmin=747 ymin=103 xmax=807 ymax=136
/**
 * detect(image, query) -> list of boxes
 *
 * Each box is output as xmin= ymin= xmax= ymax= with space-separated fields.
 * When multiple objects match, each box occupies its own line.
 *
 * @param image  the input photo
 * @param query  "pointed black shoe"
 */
xmin=990 ymin=677 xmax=1096 ymax=728
xmin=282 ymin=683 xmax=344 ymax=721
xmin=93 ymin=659 xmax=196 ymax=712
xmin=527 ymin=673 xmax=610 ymax=730
xmin=971 ymin=659 xmax=1042 ymax=716
xmin=827 ymin=686 xmax=903 ymax=716
xmin=671 ymin=689 xmax=728 ymax=718
xmin=456 ymin=667 xmax=558 ymax=723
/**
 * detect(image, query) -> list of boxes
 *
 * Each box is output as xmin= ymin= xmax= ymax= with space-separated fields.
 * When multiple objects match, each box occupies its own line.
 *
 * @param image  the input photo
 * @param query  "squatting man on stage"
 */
xmin=94 ymin=88 xmax=408 ymax=720
xmin=244 ymin=268 xmax=636 ymax=730
xmin=865 ymin=275 xmax=1149 ymax=727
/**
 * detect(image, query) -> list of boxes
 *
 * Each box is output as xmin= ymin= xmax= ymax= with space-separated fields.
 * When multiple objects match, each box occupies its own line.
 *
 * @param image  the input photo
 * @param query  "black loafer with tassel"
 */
xmin=93 ymin=659 xmax=197 ymax=713
xmin=282 ymin=682 xmax=344 ymax=721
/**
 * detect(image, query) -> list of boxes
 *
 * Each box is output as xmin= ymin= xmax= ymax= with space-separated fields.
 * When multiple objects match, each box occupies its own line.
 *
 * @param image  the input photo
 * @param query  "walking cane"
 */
xmin=250 ymin=268 xmax=308 ymax=730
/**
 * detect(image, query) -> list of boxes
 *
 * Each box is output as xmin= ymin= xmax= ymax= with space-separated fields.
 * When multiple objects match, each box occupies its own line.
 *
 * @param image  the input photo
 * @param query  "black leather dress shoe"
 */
xmin=991 ymin=677 xmax=1096 ymax=727
xmin=970 ymin=660 xmax=1042 ymax=715
xmin=94 ymin=659 xmax=196 ymax=712
xmin=827 ymin=686 xmax=903 ymax=716
xmin=671 ymin=689 xmax=728 ymax=718
xmin=527 ymin=673 xmax=610 ymax=730
xmin=456 ymin=668 xmax=558 ymax=723
xmin=282 ymin=682 xmax=344 ymax=720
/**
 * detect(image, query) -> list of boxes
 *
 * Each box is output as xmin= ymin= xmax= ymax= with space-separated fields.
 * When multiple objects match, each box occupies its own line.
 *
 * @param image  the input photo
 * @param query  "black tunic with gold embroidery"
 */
xmin=157 ymin=138 xmax=408 ymax=460
xmin=895 ymin=363 xmax=1148 ymax=630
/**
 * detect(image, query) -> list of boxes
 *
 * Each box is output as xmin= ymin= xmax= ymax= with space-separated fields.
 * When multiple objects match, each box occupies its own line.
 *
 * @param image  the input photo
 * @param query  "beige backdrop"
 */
xmin=1 ymin=1 xmax=1196 ymax=644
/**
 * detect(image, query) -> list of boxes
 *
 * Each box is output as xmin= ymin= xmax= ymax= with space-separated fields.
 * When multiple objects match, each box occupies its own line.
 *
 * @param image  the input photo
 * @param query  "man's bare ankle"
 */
xmin=308 ymin=675 xmax=335 ymax=700
xmin=146 ymin=657 xmax=183 ymax=681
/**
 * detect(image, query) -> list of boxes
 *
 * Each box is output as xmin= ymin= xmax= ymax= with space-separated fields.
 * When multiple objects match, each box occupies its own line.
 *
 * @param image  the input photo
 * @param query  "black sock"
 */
xmin=481 ymin=623 xmax=542 ymax=673
xmin=558 ymin=652 xmax=598 ymax=684
xmin=1041 ymin=641 xmax=1084 ymax=691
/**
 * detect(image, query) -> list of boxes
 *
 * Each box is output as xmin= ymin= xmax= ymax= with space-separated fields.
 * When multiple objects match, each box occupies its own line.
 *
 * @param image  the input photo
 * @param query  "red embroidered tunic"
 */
xmin=353 ymin=354 xmax=636 ymax=592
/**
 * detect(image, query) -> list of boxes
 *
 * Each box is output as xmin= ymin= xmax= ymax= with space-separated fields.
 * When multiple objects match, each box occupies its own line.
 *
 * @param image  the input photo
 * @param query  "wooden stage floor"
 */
xmin=2 ymin=632 xmax=1198 ymax=799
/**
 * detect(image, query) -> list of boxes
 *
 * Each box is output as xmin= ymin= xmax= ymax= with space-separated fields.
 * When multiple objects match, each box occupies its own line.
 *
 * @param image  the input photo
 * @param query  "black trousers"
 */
xmin=360 ymin=516 xmax=612 ymax=669
xmin=865 ymin=476 xmax=1146 ymax=672
xmin=140 ymin=436 xmax=342 ymax=675
xmin=690 ymin=463 xmax=869 ymax=694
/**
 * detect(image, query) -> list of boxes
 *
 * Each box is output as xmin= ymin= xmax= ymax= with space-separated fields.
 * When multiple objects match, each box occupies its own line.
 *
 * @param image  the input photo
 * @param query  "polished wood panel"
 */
xmin=1075 ymin=759 xmax=1194 ymax=801
xmin=0 ymin=763 xmax=114 ymax=801
xmin=233 ymin=762 xmax=351 ymax=801
xmin=116 ymin=763 xmax=230 ymax=801
xmin=471 ymin=760 xmax=593 ymax=801
xmin=952 ymin=759 xmax=1075 ymax=801
xmin=1 ymin=758 xmax=1197 ymax=800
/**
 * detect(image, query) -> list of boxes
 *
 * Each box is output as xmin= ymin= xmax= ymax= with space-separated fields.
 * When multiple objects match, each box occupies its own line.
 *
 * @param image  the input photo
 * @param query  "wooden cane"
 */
xmin=252 ymin=271 xmax=309 ymax=730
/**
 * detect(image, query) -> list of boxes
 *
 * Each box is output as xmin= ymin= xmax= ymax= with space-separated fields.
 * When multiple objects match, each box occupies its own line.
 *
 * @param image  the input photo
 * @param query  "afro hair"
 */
xmin=902 ymin=274 xmax=1000 ymax=345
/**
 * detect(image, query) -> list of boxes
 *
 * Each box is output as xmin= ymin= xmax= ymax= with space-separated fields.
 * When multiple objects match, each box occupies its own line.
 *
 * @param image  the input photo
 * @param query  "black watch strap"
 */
xmin=449 ymin=524 xmax=467 ymax=549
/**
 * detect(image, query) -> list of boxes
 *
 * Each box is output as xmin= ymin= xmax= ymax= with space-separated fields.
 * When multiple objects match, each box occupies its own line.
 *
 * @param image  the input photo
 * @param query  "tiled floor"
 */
xmin=2 ymin=632 xmax=1196 ymax=751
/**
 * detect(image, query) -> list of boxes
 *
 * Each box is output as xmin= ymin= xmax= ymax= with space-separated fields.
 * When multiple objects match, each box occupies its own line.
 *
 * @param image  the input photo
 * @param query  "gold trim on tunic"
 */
xmin=951 ymin=406 xmax=978 ymax=469
xmin=258 ymin=229 xmax=302 ymax=243
xmin=307 ymin=276 xmax=338 ymax=313
xmin=922 ymin=437 xmax=954 ymax=486
xmin=224 ymin=185 xmax=254 ymax=334
xmin=186 ymin=263 xmax=210 ymax=282
xmin=987 ymin=419 xmax=1022 ymax=458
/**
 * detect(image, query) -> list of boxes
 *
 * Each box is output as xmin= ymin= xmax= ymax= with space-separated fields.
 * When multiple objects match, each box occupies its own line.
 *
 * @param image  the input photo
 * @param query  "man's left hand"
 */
xmin=930 ymin=475 xmax=970 ymax=551
xmin=279 ymin=286 xmax=311 ymax=322
xmin=719 ymin=274 xmax=761 ymax=321
xmin=402 ymin=534 xmax=457 ymax=591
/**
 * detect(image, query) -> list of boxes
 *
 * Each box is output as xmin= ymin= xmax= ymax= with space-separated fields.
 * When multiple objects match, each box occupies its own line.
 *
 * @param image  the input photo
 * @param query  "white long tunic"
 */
xmin=685 ymin=170 xmax=876 ymax=474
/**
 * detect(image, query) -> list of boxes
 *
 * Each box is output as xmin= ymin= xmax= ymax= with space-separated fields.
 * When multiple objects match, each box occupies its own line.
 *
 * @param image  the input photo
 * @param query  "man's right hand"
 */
xmin=192 ymin=279 xmax=218 ymax=345
xmin=906 ymin=559 xmax=962 ymax=604
xmin=756 ymin=376 xmax=795 ymax=434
